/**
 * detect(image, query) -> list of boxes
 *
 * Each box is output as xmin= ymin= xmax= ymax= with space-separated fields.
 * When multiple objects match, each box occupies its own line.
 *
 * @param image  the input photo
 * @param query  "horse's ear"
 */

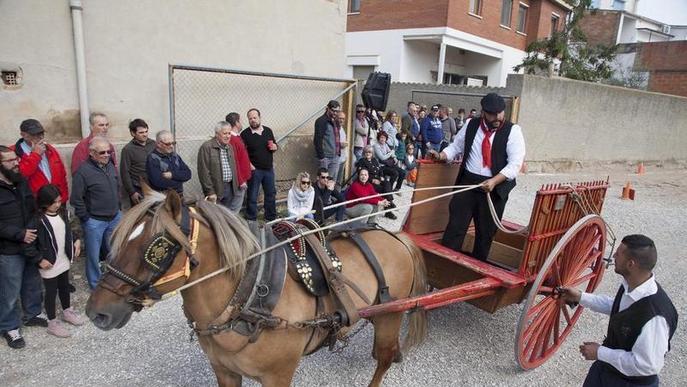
xmin=164 ymin=190 xmax=183 ymax=224
xmin=140 ymin=178 xmax=154 ymax=198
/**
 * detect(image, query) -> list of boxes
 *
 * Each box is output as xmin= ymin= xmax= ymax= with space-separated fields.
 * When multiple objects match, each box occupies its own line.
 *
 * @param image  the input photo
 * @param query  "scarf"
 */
xmin=479 ymin=117 xmax=503 ymax=169
xmin=291 ymin=183 xmax=313 ymax=204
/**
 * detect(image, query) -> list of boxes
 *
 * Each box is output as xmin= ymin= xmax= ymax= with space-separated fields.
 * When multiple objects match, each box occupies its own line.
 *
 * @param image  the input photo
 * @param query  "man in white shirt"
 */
xmin=429 ymin=93 xmax=525 ymax=261
xmin=561 ymin=234 xmax=678 ymax=387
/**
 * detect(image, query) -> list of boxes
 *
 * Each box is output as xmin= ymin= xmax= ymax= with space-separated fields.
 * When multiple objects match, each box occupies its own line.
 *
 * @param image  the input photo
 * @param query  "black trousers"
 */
xmin=42 ymin=270 xmax=71 ymax=320
xmin=441 ymin=172 xmax=507 ymax=261
xmin=583 ymin=361 xmax=658 ymax=387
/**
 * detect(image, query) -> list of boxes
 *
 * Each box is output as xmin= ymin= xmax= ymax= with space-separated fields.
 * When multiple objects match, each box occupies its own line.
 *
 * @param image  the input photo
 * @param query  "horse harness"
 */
xmin=101 ymin=205 xmax=201 ymax=309
xmin=190 ymin=220 xmax=396 ymax=351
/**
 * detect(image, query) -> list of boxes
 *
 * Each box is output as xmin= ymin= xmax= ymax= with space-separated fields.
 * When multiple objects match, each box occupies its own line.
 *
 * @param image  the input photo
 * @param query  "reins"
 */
xmin=157 ymin=183 xmax=484 ymax=301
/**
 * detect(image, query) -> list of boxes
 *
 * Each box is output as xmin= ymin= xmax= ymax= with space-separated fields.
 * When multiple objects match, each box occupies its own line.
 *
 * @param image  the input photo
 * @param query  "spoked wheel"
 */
xmin=515 ymin=214 xmax=607 ymax=369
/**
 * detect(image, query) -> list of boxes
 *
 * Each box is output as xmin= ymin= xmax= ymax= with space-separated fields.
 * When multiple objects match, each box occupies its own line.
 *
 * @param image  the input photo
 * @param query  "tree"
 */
xmin=513 ymin=0 xmax=617 ymax=82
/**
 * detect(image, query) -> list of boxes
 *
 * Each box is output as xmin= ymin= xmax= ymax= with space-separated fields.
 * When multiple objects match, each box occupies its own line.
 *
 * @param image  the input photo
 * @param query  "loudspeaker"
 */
xmin=361 ymin=72 xmax=391 ymax=111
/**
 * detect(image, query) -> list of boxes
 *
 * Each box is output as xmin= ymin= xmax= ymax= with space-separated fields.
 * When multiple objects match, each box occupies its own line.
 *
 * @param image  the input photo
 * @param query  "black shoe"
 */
xmin=384 ymin=212 xmax=397 ymax=220
xmin=3 ymin=330 xmax=26 ymax=349
xmin=24 ymin=316 xmax=48 ymax=328
xmin=68 ymin=283 xmax=76 ymax=293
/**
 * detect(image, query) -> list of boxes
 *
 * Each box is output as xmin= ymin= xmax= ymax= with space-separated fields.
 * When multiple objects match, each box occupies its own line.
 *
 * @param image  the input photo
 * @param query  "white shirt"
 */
xmin=442 ymin=121 xmax=525 ymax=180
xmin=39 ymin=214 xmax=71 ymax=279
xmin=580 ymin=275 xmax=670 ymax=376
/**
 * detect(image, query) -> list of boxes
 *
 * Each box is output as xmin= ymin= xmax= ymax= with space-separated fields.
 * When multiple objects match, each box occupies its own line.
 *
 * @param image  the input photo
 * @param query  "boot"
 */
xmin=47 ymin=320 xmax=71 ymax=338
xmin=62 ymin=308 xmax=85 ymax=326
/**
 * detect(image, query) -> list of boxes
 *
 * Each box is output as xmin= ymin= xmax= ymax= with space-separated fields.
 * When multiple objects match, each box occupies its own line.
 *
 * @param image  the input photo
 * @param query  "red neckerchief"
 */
xmin=480 ymin=117 xmax=504 ymax=169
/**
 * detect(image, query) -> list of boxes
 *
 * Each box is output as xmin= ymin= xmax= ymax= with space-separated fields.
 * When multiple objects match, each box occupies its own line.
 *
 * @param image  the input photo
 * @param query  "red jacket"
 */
xmin=11 ymin=139 xmax=69 ymax=203
xmin=230 ymin=134 xmax=252 ymax=186
xmin=345 ymin=180 xmax=382 ymax=207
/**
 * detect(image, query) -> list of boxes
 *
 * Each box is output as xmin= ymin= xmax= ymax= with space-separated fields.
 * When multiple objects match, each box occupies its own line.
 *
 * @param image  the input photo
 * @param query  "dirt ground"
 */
xmin=1 ymin=165 xmax=685 ymax=386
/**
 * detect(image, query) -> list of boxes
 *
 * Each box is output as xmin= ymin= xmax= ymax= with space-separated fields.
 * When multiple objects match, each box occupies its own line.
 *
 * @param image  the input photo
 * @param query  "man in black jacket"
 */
xmin=313 ymin=100 xmax=342 ymax=182
xmin=0 ymin=146 xmax=46 ymax=349
xmin=70 ymin=137 xmax=122 ymax=290
xmin=561 ymin=235 xmax=678 ymax=387
xmin=312 ymin=168 xmax=345 ymax=225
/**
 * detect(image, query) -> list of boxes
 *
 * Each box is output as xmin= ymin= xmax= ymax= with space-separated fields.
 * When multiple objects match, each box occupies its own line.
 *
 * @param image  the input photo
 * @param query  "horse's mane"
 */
xmin=110 ymin=192 xmax=259 ymax=280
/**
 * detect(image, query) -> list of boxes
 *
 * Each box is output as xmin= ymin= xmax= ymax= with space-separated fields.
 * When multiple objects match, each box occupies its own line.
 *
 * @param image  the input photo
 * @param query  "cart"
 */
xmin=358 ymin=161 xmax=610 ymax=369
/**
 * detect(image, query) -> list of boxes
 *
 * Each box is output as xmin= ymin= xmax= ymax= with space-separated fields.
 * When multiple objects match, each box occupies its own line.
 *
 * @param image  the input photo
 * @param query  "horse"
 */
xmin=85 ymin=188 xmax=427 ymax=387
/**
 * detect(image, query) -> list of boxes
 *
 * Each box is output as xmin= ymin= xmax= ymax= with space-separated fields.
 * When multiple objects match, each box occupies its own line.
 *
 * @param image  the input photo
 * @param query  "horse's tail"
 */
xmin=395 ymin=233 xmax=428 ymax=352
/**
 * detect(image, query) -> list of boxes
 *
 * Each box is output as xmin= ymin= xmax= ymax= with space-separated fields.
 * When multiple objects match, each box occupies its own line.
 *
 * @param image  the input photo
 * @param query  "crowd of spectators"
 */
xmin=1 ymin=98 xmax=472 ymax=349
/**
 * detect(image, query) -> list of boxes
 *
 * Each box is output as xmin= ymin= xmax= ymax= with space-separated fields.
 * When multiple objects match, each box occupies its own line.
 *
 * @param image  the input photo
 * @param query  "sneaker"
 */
xmin=24 ymin=315 xmax=48 ymax=327
xmin=62 ymin=308 xmax=85 ymax=326
xmin=3 ymin=329 xmax=26 ymax=349
xmin=384 ymin=212 xmax=397 ymax=220
xmin=47 ymin=320 xmax=71 ymax=338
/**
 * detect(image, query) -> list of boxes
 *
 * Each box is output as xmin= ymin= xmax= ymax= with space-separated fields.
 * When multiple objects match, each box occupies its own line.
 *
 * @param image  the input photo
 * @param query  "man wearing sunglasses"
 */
xmin=312 ymin=168 xmax=345 ymax=225
xmin=70 ymin=137 xmax=122 ymax=289
xmin=146 ymin=130 xmax=192 ymax=197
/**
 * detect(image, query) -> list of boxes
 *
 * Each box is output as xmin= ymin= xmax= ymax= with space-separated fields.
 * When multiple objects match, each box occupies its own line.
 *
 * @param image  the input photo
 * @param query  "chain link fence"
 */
xmin=168 ymin=65 xmax=357 ymax=199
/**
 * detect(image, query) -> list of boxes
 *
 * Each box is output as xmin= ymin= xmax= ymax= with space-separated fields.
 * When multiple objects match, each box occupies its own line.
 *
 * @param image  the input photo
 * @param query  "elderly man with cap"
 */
xmin=10 ymin=119 xmax=69 ymax=204
xmin=420 ymin=104 xmax=444 ymax=155
xmin=429 ymin=93 xmax=525 ymax=261
xmin=313 ymin=100 xmax=343 ymax=183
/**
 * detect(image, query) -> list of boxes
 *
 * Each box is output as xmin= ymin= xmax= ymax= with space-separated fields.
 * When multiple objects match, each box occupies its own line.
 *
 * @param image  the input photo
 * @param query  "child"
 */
xmin=36 ymin=184 xmax=84 ymax=338
xmin=395 ymin=132 xmax=407 ymax=166
xmin=404 ymin=143 xmax=418 ymax=186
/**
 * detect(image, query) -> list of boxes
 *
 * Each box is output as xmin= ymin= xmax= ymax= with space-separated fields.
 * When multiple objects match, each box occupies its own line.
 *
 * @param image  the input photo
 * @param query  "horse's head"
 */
xmin=86 ymin=187 xmax=194 ymax=330
xmin=86 ymin=185 xmax=259 ymax=331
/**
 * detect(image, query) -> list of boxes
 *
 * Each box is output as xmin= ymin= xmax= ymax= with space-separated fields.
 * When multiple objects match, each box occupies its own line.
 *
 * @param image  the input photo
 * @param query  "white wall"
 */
xmin=0 ymin=0 xmax=348 ymax=145
xmin=346 ymin=26 xmax=525 ymax=87
xmin=619 ymin=16 xmax=638 ymax=43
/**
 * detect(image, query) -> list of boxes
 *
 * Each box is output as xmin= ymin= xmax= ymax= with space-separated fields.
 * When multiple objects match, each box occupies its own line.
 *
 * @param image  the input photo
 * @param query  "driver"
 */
xmin=428 ymin=93 xmax=525 ymax=261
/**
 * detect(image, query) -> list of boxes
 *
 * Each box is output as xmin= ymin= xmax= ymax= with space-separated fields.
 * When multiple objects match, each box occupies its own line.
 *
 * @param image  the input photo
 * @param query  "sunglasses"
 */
xmin=96 ymin=150 xmax=112 ymax=155
xmin=356 ymin=110 xmax=365 ymax=113
xmin=300 ymin=180 xmax=311 ymax=185
xmin=319 ymin=175 xmax=333 ymax=180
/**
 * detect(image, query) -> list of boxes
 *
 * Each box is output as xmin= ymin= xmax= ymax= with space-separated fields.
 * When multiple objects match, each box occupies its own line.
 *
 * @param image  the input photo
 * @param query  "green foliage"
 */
xmin=513 ymin=0 xmax=617 ymax=82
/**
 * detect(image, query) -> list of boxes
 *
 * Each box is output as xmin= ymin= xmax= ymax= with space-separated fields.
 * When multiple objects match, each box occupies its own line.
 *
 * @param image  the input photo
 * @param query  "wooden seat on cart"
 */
xmin=401 ymin=161 xmax=609 ymax=313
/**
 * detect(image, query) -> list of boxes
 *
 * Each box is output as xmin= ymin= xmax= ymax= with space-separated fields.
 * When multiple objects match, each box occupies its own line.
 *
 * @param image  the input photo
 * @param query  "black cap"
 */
xmin=480 ymin=93 xmax=506 ymax=114
xmin=20 ymin=119 xmax=45 ymax=135
xmin=430 ymin=104 xmax=440 ymax=111
xmin=327 ymin=100 xmax=341 ymax=109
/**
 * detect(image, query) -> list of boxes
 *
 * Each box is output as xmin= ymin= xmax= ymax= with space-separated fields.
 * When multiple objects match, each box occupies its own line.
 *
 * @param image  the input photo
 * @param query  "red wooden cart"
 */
xmin=358 ymin=161 xmax=610 ymax=369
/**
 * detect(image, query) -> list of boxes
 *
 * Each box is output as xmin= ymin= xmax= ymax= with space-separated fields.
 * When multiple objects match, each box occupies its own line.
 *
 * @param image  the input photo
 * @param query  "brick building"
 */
xmin=634 ymin=41 xmax=687 ymax=97
xmin=345 ymin=0 xmax=572 ymax=86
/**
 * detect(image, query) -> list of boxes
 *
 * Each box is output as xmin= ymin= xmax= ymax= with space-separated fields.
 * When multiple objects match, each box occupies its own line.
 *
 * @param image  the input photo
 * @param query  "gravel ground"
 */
xmin=2 ymin=166 xmax=685 ymax=387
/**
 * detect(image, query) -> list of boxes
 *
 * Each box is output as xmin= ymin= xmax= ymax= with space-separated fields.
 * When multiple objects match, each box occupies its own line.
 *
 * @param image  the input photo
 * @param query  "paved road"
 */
xmin=2 ymin=167 xmax=685 ymax=386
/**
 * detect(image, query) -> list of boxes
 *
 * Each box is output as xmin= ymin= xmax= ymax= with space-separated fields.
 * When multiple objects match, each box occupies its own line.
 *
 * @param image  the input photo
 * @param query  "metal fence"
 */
xmin=168 ymin=64 xmax=357 ymax=198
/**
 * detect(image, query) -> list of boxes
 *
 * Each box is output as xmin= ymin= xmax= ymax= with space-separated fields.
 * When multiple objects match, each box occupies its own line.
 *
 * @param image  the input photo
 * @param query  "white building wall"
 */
xmin=0 ymin=0 xmax=347 ymax=145
xmin=346 ymin=27 xmax=525 ymax=87
xmin=619 ymin=16 xmax=638 ymax=43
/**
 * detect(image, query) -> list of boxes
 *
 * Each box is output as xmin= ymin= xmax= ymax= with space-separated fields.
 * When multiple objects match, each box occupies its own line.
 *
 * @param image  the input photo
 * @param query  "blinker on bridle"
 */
xmin=101 ymin=204 xmax=200 ymax=308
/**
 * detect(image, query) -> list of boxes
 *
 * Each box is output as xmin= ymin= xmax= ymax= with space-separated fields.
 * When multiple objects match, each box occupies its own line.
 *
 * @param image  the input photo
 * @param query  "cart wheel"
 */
xmin=515 ymin=214 xmax=606 ymax=370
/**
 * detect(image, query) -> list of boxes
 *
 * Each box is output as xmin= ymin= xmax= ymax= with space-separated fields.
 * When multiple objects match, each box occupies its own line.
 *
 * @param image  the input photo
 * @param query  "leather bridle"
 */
xmin=99 ymin=205 xmax=200 ymax=309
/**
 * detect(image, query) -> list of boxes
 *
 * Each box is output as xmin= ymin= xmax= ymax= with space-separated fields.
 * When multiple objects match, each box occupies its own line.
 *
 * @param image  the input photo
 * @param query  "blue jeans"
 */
xmin=82 ymin=212 xmax=122 ymax=289
xmin=245 ymin=169 xmax=277 ymax=221
xmin=0 ymin=254 xmax=43 ymax=332
xmin=319 ymin=157 xmax=340 ymax=183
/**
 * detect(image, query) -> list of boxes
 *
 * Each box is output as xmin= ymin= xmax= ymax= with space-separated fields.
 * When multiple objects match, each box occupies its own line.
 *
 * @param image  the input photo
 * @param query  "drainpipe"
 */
xmin=437 ymin=41 xmax=447 ymax=85
xmin=70 ymin=0 xmax=90 ymax=138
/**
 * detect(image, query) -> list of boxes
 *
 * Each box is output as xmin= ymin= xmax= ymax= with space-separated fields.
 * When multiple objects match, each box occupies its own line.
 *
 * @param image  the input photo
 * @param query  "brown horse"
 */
xmin=86 ymin=189 xmax=427 ymax=386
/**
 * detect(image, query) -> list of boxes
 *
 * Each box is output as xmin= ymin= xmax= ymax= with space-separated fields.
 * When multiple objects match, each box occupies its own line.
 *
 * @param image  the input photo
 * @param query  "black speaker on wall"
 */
xmin=362 ymin=72 xmax=391 ymax=111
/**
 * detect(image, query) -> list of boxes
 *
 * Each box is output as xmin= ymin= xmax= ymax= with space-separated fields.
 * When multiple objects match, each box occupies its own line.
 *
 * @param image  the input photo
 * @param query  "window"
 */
xmin=348 ymin=0 xmax=360 ymax=13
xmin=551 ymin=14 xmax=560 ymax=36
xmin=469 ymin=0 xmax=482 ymax=16
xmin=501 ymin=0 xmax=513 ymax=27
xmin=612 ymin=0 xmax=626 ymax=11
xmin=516 ymin=3 xmax=528 ymax=33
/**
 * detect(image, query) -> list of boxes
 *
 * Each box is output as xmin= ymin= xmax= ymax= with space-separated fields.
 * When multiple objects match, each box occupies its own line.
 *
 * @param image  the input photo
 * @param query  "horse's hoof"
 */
xmin=393 ymin=351 xmax=403 ymax=363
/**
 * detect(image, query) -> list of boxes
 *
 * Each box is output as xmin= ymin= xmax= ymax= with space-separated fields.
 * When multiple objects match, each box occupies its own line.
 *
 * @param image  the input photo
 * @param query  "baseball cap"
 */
xmin=20 ymin=119 xmax=45 ymax=135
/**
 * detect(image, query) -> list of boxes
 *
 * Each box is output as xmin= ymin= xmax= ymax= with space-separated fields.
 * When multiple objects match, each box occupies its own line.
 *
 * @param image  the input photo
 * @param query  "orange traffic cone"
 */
xmin=636 ymin=162 xmax=645 ymax=175
xmin=621 ymin=181 xmax=635 ymax=200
